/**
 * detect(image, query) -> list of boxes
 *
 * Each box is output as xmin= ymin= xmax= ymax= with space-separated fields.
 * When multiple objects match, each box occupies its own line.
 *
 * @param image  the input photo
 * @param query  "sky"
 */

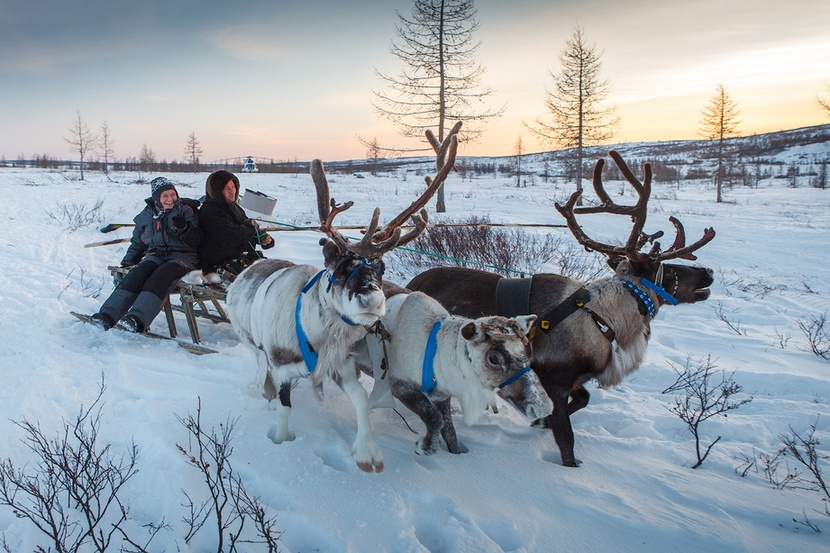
xmin=1 ymin=0 xmax=829 ymax=163
xmin=2 ymin=141 xmax=830 ymax=550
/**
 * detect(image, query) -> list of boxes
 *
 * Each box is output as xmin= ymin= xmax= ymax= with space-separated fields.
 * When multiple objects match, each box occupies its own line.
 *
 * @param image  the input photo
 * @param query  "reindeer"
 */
xmin=357 ymin=289 xmax=552 ymax=456
xmin=406 ymin=151 xmax=715 ymax=467
xmin=226 ymin=125 xmax=460 ymax=473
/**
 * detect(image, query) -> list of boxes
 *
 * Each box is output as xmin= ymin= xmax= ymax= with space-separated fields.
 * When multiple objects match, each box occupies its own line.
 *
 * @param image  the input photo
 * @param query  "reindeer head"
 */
xmin=461 ymin=314 xmax=553 ymax=419
xmin=310 ymin=123 xmax=461 ymax=325
xmin=556 ymin=151 xmax=716 ymax=306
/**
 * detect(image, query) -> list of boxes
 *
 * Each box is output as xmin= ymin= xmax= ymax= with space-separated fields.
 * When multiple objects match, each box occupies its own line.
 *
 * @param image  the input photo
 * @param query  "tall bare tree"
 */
xmin=513 ymin=135 xmax=524 ymax=188
xmin=183 ymin=132 xmax=203 ymax=172
xmin=99 ymin=120 xmax=115 ymax=177
xmin=700 ymin=84 xmax=741 ymax=203
xmin=818 ymin=83 xmax=830 ymax=119
xmin=139 ymin=143 xmax=156 ymax=174
xmin=528 ymin=25 xmax=618 ymax=199
xmin=372 ymin=0 xmax=502 ymax=212
xmin=64 ymin=110 xmax=96 ymax=181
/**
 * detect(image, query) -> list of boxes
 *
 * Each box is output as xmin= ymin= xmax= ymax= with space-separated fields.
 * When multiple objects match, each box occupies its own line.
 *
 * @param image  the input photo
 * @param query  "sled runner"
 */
xmin=108 ymin=266 xmax=229 ymax=345
xmin=70 ymin=311 xmax=217 ymax=355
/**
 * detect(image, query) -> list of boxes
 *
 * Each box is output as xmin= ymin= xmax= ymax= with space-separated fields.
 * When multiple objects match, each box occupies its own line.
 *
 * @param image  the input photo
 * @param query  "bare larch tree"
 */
xmin=373 ymin=0 xmax=502 ymax=212
xmin=183 ymin=132 xmax=203 ymax=173
xmin=528 ymin=25 xmax=617 ymax=199
xmin=65 ymin=110 xmax=96 ymax=181
xmin=700 ymin=84 xmax=741 ymax=203
xmin=99 ymin=120 xmax=115 ymax=177
xmin=817 ymin=83 xmax=830 ymax=119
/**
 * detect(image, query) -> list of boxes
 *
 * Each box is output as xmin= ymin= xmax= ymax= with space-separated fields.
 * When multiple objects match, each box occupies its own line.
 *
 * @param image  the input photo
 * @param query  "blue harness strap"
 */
xmin=498 ymin=366 xmax=532 ymax=389
xmin=296 ymin=270 xmax=326 ymax=372
xmin=421 ymin=319 xmax=443 ymax=393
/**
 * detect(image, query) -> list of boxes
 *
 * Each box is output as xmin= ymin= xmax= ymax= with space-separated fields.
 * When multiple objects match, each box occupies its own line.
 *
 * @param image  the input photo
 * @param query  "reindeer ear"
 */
xmin=321 ymin=238 xmax=343 ymax=267
xmin=461 ymin=322 xmax=478 ymax=341
xmin=515 ymin=314 xmax=536 ymax=335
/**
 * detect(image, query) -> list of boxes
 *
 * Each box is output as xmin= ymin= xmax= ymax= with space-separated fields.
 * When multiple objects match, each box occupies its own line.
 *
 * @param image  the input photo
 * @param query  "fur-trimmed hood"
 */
xmin=205 ymin=170 xmax=240 ymax=203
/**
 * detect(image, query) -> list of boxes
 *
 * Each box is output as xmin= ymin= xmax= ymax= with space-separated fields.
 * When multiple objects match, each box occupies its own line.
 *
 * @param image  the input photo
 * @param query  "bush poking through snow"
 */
xmin=45 ymin=198 xmax=105 ymax=231
xmin=176 ymin=399 xmax=282 ymax=552
xmin=392 ymin=215 xmax=607 ymax=280
xmin=798 ymin=312 xmax=830 ymax=361
xmin=0 ymin=377 xmax=165 ymax=552
xmin=662 ymin=355 xmax=753 ymax=469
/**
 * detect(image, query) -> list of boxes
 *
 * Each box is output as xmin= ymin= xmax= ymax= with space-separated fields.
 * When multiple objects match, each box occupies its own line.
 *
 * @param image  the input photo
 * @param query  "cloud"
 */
xmin=207 ymin=25 xmax=288 ymax=62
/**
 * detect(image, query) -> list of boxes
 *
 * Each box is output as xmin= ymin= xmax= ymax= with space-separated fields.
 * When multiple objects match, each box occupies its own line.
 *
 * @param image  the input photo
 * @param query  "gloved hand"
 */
xmin=173 ymin=214 xmax=187 ymax=229
xmin=261 ymin=233 xmax=275 ymax=249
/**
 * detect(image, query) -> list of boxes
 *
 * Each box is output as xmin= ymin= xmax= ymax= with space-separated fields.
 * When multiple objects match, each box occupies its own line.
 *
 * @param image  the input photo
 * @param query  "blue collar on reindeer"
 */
xmin=639 ymin=277 xmax=679 ymax=306
xmin=421 ymin=319 xmax=444 ymax=393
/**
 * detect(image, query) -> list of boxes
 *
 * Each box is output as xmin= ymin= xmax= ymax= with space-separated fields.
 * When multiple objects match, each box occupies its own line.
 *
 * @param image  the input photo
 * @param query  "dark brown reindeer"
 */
xmin=406 ymin=151 xmax=716 ymax=467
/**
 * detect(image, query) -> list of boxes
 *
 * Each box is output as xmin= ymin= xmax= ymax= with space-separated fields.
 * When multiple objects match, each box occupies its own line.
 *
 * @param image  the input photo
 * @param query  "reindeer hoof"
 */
xmin=357 ymin=460 xmax=384 ymax=473
xmin=562 ymin=458 xmax=578 ymax=468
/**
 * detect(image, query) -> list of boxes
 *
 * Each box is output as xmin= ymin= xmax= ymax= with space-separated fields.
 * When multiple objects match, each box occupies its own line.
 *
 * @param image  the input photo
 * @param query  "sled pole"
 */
xmin=100 ymin=223 xmax=135 ymax=233
xmin=85 ymin=238 xmax=131 ymax=248
xmin=257 ymin=223 xmax=568 ymax=233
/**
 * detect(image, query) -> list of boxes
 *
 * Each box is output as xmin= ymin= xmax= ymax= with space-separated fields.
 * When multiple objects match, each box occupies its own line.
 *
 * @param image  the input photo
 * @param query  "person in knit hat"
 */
xmin=91 ymin=177 xmax=202 ymax=333
xmin=197 ymin=170 xmax=274 ymax=276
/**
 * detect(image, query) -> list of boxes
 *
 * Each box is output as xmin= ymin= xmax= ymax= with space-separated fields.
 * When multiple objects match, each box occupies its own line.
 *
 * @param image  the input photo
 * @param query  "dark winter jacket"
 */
xmin=121 ymin=197 xmax=202 ymax=269
xmin=197 ymin=170 xmax=273 ymax=272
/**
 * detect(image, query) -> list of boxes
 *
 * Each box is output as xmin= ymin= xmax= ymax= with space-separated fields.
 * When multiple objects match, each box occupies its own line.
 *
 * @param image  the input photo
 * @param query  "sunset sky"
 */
xmin=2 ymin=0 xmax=828 ymax=163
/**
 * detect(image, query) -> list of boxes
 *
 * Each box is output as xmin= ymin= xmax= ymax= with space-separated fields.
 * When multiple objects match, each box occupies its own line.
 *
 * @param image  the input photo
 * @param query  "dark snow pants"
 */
xmin=98 ymin=258 xmax=189 ymax=329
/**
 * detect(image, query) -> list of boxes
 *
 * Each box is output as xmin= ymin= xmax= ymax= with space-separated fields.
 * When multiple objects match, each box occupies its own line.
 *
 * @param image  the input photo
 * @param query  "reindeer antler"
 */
xmin=555 ymin=151 xmax=715 ymax=262
xmin=310 ymin=122 xmax=462 ymax=258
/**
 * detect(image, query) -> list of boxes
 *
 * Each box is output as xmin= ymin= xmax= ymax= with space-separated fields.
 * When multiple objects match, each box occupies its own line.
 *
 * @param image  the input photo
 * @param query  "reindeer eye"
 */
xmin=487 ymin=351 xmax=504 ymax=367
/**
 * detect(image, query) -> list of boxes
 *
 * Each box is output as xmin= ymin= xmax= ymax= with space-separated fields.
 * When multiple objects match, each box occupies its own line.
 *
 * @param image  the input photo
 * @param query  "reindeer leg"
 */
xmin=270 ymin=377 xmax=296 ymax=444
xmin=436 ymin=398 xmax=467 ymax=454
xmin=547 ymin=391 xmax=577 ymax=467
xmin=332 ymin=370 xmax=384 ymax=473
xmin=392 ymin=381 xmax=444 ymax=455
xmin=568 ymin=386 xmax=590 ymax=415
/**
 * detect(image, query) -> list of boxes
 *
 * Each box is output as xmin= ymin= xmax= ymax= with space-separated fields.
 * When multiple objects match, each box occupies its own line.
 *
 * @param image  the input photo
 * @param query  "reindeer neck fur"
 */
xmin=298 ymin=267 xmax=374 ymax=383
xmin=584 ymin=273 xmax=660 ymax=388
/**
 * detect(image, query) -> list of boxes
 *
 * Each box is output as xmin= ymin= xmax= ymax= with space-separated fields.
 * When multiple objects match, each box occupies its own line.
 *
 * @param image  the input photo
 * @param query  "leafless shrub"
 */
xmin=771 ymin=328 xmax=791 ymax=349
xmin=176 ymin=399 xmax=282 ymax=552
xmin=714 ymin=302 xmax=746 ymax=336
xmin=390 ymin=215 xmax=607 ymax=280
xmin=0 ymin=376 xmax=164 ymax=552
xmin=46 ymin=198 xmax=105 ymax=231
xmin=58 ymin=267 xmax=105 ymax=300
xmin=662 ymin=355 xmax=753 ymax=469
xmin=797 ymin=312 xmax=830 ymax=361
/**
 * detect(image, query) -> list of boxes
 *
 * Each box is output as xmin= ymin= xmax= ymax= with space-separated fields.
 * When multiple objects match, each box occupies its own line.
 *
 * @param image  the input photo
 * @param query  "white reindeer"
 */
xmin=226 ymin=126 xmax=460 ymax=473
xmin=360 ymin=290 xmax=553 ymax=456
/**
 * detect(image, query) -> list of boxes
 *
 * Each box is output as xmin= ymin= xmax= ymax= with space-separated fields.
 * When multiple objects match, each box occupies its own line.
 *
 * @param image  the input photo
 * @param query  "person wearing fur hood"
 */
xmin=197 ymin=170 xmax=274 ymax=275
xmin=91 ymin=177 xmax=202 ymax=333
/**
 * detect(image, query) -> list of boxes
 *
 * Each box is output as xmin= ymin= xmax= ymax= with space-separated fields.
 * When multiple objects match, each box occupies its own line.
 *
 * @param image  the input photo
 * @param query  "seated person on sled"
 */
xmin=197 ymin=170 xmax=274 ymax=278
xmin=91 ymin=177 xmax=202 ymax=332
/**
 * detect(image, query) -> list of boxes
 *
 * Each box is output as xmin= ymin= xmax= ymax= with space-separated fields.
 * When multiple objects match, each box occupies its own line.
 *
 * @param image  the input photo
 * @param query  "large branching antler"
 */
xmin=555 ymin=150 xmax=715 ymax=262
xmin=310 ymin=122 xmax=462 ymax=258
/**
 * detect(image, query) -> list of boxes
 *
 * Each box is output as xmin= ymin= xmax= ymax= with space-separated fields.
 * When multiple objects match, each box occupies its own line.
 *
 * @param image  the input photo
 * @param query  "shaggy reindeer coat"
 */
xmin=226 ymin=249 xmax=388 ymax=473
xmin=361 ymin=291 xmax=551 ymax=456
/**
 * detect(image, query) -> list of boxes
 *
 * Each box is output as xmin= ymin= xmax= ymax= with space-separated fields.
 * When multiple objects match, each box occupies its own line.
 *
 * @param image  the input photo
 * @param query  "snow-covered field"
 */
xmin=1 ymin=156 xmax=830 ymax=552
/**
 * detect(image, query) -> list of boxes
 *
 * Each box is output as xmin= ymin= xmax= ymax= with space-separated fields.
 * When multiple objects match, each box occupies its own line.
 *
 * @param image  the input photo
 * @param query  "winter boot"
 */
xmin=90 ymin=312 xmax=115 ymax=331
xmin=121 ymin=314 xmax=146 ymax=333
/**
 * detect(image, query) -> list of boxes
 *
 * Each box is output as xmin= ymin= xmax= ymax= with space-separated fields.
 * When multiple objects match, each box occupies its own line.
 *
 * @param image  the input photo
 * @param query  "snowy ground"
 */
xmin=1 ymin=160 xmax=830 ymax=552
